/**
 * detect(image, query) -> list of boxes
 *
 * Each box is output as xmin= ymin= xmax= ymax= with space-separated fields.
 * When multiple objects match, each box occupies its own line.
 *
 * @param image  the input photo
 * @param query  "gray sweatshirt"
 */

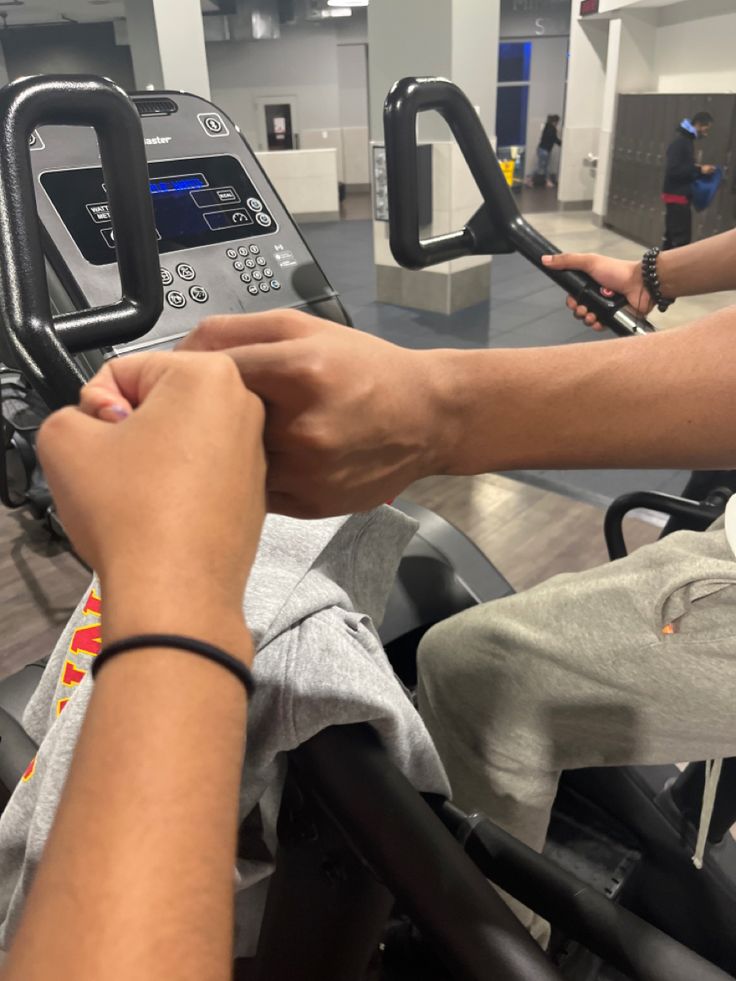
xmin=0 ymin=506 xmax=449 ymax=956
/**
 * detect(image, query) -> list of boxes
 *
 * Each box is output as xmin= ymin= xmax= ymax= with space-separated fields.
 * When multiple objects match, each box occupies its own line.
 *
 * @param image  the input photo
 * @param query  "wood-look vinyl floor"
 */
xmin=403 ymin=472 xmax=660 ymax=592
xmin=0 ymin=508 xmax=89 ymax=681
xmin=0 ymin=473 xmax=659 ymax=682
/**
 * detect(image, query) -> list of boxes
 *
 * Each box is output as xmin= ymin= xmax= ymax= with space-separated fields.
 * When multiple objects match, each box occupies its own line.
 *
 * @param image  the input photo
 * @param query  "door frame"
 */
xmin=254 ymin=95 xmax=300 ymax=151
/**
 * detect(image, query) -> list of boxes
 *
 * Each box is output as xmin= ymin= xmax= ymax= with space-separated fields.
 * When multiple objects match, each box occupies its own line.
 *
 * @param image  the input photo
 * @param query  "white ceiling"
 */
xmin=0 ymin=0 xmax=223 ymax=28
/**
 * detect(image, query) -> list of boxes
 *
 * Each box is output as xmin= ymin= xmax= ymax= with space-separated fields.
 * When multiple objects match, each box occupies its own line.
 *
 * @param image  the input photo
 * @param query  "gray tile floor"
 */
xmin=300 ymin=214 xmax=690 ymax=506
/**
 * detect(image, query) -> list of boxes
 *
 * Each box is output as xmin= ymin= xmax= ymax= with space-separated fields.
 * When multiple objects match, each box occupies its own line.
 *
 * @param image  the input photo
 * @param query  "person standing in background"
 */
xmin=662 ymin=111 xmax=716 ymax=250
xmin=527 ymin=114 xmax=561 ymax=189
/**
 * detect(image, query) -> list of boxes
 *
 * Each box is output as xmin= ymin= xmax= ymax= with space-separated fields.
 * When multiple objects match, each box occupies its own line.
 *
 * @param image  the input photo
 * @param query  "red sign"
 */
xmin=580 ymin=0 xmax=599 ymax=13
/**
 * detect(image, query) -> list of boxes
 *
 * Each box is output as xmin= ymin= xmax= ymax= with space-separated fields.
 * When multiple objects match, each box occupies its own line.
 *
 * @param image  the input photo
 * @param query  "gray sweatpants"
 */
xmin=417 ymin=520 xmax=736 ymax=935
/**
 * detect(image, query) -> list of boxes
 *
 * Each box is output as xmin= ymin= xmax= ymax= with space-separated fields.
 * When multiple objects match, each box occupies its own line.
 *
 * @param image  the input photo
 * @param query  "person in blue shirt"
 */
xmin=662 ymin=111 xmax=716 ymax=249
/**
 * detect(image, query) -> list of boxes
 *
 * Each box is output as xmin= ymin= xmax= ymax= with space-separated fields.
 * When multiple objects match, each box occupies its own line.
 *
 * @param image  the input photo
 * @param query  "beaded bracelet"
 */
xmin=641 ymin=246 xmax=675 ymax=313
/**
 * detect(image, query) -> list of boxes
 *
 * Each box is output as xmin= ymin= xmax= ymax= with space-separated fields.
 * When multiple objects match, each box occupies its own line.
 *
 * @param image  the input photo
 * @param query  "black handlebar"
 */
xmin=383 ymin=77 xmax=655 ymax=338
xmin=0 ymin=75 xmax=163 ymax=407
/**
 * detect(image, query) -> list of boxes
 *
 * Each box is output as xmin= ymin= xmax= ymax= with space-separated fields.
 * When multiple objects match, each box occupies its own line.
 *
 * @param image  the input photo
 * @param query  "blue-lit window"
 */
xmin=498 ymin=42 xmax=531 ymax=83
xmin=496 ymin=41 xmax=532 ymax=153
xmin=497 ymin=86 xmax=529 ymax=148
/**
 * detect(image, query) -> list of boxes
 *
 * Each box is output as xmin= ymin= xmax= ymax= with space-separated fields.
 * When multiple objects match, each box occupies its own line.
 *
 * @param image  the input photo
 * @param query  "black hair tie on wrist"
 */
xmin=92 ymin=634 xmax=256 ymax=697
xmin=641 ymin=246 xmax=675 ymax=313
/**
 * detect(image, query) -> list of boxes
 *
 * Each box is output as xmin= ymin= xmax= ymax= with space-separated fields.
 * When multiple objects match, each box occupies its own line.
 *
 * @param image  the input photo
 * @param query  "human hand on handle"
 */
xmin=542 ymin=252 xmax=654 ymax=331
xmin=38 ymin=352 xmax=266 ymax=645
xmin=699 ymin=164 xmax=717 ymax=175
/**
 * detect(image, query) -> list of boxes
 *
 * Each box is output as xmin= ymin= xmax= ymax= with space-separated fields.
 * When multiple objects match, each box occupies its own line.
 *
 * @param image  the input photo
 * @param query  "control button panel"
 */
xmin=198 ymin=112 xmax=229 ymax=138
xmin=256 ymin=212 xmax=272 ymax=228
xmin=247 ymin=197 xmax=262 ymax=212
xmin=161 ymin=267 xmax=174 ymax=286
xmin=86 ymin=202 xmax=111 ymax=224
xmin=222 ymin=246 xmax=285 ymax=301
xmin=167 ymin=290 xmax=186 ymax=309
xmin=176 ymin=262 xmax=196 ymax=281
xmin=189 ymin=285 xmax=209 ymax=304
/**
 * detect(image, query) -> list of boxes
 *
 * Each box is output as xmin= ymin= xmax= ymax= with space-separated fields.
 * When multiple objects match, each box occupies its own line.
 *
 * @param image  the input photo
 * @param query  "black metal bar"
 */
xmin=450 ymin=807 xmax=733 ymax=981
xmin=0 ymin=75 xmax=162 ymax=406
xmin=383 ymin=76 xmax=654 ymax=337
xmin=604 ymin=491 xmax=720 ymax=560
xmin=254 ymin=766 xmax=393 ymax=981
xmin=293 ymin=724 xmax=563 ymax=981
xmin=661 ymin=470 xmax=736 ymax=535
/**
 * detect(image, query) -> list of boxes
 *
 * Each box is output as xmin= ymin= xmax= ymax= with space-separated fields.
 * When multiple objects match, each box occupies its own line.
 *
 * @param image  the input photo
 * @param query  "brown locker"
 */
xmin=606 ymin=93 xmax=736 ymax=246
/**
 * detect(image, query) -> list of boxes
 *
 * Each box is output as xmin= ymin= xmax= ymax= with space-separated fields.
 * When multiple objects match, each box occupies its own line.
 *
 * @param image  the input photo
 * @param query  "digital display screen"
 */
xmin=40 ymin=155 xmax=277 ymax=266
xmin=149 ymin=174 xmax=206 ymax=195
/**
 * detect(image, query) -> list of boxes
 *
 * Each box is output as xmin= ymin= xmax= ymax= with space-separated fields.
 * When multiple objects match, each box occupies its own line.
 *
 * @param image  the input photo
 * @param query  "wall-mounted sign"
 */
xmin=579 ymin=0 xmax=599 ymax=14
xmin=501 ymin=0 xmax=571 ymax=38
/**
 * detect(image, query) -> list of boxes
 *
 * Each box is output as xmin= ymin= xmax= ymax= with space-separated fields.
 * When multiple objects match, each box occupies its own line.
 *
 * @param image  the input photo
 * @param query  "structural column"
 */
xmin=592 ymin=11 xmax=657 ymax=222
xmin=557 ymin=10 xmax=608 ymax=208
xmin=124 ymin=0 xmax=210 ymax=99
xmin=368 ymin=0 xmax=499 ymax=315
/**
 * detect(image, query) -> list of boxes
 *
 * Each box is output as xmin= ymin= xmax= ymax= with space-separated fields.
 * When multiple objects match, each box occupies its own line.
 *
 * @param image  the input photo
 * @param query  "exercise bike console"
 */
xmin=0 ymin=74 xmax=348 ymax=413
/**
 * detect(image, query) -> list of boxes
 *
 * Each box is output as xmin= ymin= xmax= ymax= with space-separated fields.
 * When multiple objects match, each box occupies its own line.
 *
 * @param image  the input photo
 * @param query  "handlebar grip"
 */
xmin=0 ymin=75 xmax=162 ymax=407
xmin=554 ymin=270 xmax=654 ymax=336
xmin=384 ymin=76 xmax=508 ymax=269
xmin=555 ymin=269 xmax=654 ymax=336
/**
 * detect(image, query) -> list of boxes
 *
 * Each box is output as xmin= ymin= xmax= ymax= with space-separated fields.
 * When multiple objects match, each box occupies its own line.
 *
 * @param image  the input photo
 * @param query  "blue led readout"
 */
xmin=149 ymin=175 xmax=206 ymax=195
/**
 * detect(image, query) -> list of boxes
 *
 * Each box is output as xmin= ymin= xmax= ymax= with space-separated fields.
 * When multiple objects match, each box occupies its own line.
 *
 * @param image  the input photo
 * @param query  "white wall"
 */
xmin=337 ymin=44 xmax=368 ymax=129
xmin=558 ymin=14 xmax=608 ymax=202
xmin=337 ymin=42 xmax=369 ymax=186
xmin=654 ymin=0 xmax=736 ymax=93
xmin=523 ymin=35 xmax=568 ymax=173
xmin=207 ymin=21 xmax=341 ymax=148
xmin=206 ymin=16 xmax=369 ymax=186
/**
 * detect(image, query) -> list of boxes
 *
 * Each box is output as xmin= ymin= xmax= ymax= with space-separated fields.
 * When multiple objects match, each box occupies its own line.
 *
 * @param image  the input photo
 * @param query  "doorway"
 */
xmin=255 ymin=96 xmax=299 ymax=151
